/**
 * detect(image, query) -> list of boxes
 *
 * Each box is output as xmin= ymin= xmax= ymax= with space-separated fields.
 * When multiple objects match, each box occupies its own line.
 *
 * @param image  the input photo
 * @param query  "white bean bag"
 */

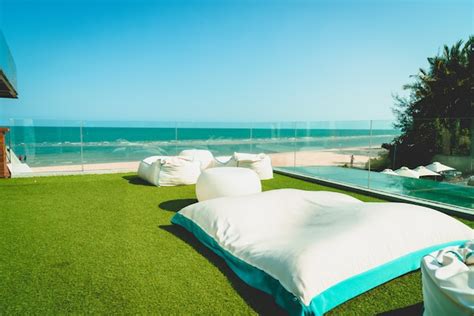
xmin=158 ymin=156 xmax=202 ymax=186
xmin=195 ymin=167 xmax=261 ymax=201
xmin=137 ymin=156 xmax=167 ymax=186
xmin=137 ymin=156 xmax=201 ymax=186
xmin=422 ymin=243 xmax=474 ymax=316
xmin=179 ymin=149 xmax=215 ymax=170
xmin=213 ymin=155 xmax=238 ymax=168
xmin=172 ymin=189 xmax=473 ymax=315
xmin=234 ymin=152 xmax=273 ymax=180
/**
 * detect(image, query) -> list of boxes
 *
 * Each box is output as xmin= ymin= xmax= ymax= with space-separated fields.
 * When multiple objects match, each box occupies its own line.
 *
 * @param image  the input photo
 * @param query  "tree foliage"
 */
xmin=389 ymin=36 xmax=474 ymax=168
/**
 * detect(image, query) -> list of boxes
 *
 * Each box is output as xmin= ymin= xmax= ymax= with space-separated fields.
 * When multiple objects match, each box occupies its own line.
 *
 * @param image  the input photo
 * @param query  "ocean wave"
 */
xmin=12 ymin=134 xmax=398 ymax=148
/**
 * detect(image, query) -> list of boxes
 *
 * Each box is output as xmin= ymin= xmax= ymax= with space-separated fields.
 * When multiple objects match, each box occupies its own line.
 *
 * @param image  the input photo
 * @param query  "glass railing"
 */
xmin=5 ymin=118 xmax=474 ymax=213
xmin=8 ymin=119 xmax=84 ymax=173
xmin=0 ymin=31 xmax=17 ymax=94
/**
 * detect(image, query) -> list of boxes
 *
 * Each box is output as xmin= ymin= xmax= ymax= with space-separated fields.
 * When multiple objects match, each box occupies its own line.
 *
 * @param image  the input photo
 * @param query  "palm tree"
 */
xmin=389 ymin=36 xmax=473 ymax=168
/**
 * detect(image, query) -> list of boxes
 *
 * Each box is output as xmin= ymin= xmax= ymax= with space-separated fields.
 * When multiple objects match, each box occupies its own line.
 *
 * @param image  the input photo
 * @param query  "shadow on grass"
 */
xmin=122 ymin=175 xmax=154 ymax=186
xmin=159 ymin=199 xmax=197 ymax=212
xmin=159 ymin=224 xmax=287 ymax=316
xmin=377 ymin=302 xmax=423 ymax=316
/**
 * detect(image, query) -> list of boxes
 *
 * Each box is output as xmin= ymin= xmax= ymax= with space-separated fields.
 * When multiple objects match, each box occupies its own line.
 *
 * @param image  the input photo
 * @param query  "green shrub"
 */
xmin=365 ymin=152 xmax=391 ymax=171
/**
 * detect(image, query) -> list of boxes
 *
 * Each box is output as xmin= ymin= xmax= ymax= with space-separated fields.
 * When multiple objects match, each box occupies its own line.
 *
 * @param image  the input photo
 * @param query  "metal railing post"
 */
xmin=293 ymin=122 xmax=297 ymax=168
xmin=367 ymin=120 xmax=373 ymax=188
xmin=175 ymin=122 xmax=178 ymax=155
xmin=249 ymin=124 xmax=253 ymax=153
xmin=80 ymin=121 xmax=84 ymax=172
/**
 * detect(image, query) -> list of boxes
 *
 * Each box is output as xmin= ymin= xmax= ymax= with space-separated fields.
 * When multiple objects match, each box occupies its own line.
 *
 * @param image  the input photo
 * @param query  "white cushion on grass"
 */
xmin=137 ymin=156 xmax=201 ymax=186
xmin=137 ymin=156 xmax=167 ymax=186
xmin=234 ymin=152 xmax=273 ymax=180
xmin=179 ymin=149 xmax=215 ymax=170
xmin=158 ymin=156 xmax=201 ymax=186
xmin=195 ymin=167 xmax=261 ymax=201
xmin=177 ymin=189 xmax=473 ymax=306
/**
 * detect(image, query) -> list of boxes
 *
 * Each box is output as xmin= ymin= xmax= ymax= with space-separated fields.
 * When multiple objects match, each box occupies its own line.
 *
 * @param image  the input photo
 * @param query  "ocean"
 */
xmin=7 ymin=126 xmax=400 ymax=167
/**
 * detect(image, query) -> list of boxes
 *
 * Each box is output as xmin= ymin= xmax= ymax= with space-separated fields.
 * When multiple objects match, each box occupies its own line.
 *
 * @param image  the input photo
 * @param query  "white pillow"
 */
xmin=179 ymin=149 xmax=215 ymax=170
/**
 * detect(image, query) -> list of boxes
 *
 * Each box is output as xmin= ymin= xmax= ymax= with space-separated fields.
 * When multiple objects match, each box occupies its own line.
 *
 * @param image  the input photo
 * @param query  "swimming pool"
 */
xmin=277 ymin=166 xmax=474 ymax=212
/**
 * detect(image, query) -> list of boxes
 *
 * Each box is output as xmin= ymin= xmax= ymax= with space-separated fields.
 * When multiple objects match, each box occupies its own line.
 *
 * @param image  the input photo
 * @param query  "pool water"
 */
xmin=278 ymin=166 xmax=474 ymax=212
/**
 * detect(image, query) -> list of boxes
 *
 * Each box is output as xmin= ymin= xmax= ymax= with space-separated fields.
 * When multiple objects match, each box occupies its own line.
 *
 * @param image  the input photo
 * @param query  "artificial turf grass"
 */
xmin=0 ymin=173 xmax=472 ymax=315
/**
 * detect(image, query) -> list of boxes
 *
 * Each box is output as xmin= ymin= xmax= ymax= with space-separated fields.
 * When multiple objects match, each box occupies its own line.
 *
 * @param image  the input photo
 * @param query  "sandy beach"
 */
xmin=269 ymin=146 xmax=383 ymax=168
xmin=25 ymin=146 xmax=384 ymax=175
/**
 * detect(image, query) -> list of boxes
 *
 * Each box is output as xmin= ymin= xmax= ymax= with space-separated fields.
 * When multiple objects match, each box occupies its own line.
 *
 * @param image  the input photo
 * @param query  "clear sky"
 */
xmin=0 ymin=0 xmax=472 ymax=123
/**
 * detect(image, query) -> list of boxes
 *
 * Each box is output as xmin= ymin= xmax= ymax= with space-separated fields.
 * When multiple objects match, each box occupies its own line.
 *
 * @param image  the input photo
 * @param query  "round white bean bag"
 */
xmin=234 ymin=152 xmax=273 ymax=180
xmin=179 ymin=149 xmax=215 ymax=170
xmin=195 ymin=167 xmax=262 ymax=201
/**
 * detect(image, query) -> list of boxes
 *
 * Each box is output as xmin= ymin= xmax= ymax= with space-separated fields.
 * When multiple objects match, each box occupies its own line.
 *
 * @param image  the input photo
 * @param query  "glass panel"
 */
xmin=8 ymin=119 xmax=83 ymax=175
xmin=365 ymin=117 xmax=474 ymax=211
xmin=249 ymin=122 xmax=296 ymax=168
xmin=282 ymin=120 xmax=373 ymax=189
xmin=80 ymin=121 xmax=177 ymax=172
xmin=175 ymin=122 xmax=252 ymax=157
xmin=366 ymin=119 xmax=401 ymax=172
xmin=275 ymin=118 xmax=473 ymax=212
xmin=0 ymin=31 xmax=17 ymax=94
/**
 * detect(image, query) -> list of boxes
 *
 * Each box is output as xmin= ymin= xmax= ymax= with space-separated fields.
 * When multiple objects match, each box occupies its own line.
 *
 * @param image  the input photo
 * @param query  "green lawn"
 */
xmin=1 ymin=173 xmax=472 ymax=315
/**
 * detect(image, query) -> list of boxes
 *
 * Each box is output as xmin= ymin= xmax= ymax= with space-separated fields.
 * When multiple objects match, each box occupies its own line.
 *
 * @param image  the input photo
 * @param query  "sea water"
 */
xmin=7 ymin=126 xmax=399 ymax=167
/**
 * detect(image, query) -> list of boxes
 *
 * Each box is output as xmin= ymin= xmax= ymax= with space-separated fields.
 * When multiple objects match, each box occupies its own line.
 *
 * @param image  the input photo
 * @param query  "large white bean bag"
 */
xmin=234 ymin=152 xmax=273 ymax=180
xmin=172 ymin=189 xmax=473 ymax=315
xmin=422 ymin=243 xmax=474 ymax=316
xmin=179 ymin=149 xmax=215 ymax=170
xmin=137 ymin=156 xmax=201 ymax=186
xmin=195 ymin=167 xmax=261 ymax=201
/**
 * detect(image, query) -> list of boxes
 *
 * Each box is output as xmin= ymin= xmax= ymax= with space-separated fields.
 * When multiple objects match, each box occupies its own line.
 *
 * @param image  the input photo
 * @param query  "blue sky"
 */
xmin=0 ymin=0 xmax=472 ymax=123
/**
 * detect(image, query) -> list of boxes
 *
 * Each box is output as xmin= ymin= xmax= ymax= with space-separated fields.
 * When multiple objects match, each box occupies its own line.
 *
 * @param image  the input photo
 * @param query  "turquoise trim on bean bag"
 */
xmin=172 ymin=212 xmax=467 ymax=315
xmin=171 ymin=213 xmax=303 ymax=314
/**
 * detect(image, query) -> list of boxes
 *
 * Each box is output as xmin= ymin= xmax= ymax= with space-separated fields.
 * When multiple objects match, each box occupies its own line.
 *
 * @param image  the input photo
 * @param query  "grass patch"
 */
xmin=0 ymin=173 xmax=472 ymax=314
